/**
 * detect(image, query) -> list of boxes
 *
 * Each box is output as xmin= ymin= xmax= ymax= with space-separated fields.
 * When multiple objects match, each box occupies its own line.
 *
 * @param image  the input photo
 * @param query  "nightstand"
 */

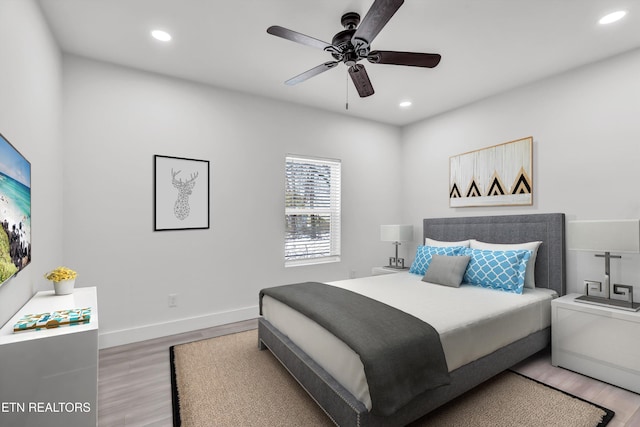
xmin=551 ymin=293 xmax=640 ymax=393
xmin=371 ymin=266 xmax=409 ymax=276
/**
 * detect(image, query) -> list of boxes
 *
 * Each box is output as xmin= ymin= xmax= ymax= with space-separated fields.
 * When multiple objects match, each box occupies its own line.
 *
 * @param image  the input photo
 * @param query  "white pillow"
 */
xmin=425 ymin=237 xmax=471 ymax=248
xmin=469 ymin=240 xmax=542 ymax=288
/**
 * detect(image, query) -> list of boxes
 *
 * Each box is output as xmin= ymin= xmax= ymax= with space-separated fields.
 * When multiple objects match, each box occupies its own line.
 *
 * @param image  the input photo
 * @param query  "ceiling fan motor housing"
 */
xmin=331 ymin=12 xmax=370 ymax=65
xmin=331 ymin=29 xmax=356 ymax=54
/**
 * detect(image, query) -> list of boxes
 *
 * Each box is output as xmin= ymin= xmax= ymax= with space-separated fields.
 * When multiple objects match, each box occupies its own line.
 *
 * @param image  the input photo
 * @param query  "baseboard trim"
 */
xmin=98 ymin=305 xmax=258 ymax=348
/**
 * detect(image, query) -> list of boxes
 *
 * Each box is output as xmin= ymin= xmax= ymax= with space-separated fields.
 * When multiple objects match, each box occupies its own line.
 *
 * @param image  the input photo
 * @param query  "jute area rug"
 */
xmin=170 ymin=329 xmax=614 ymax=427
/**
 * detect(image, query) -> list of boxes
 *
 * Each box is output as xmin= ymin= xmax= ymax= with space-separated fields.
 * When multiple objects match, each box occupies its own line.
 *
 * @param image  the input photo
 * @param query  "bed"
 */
xmin=258 ymin=213 xmax=566 ymax=426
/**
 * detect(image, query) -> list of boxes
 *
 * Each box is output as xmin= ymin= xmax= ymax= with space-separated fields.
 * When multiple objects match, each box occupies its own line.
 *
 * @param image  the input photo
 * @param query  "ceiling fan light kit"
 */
xmin=266 ymin=0 xmax=440 ymax=99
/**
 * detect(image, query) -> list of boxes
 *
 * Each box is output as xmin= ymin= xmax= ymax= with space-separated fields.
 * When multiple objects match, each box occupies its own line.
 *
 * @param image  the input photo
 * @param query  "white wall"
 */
xmin=401 ymin=48 xmax=640 ymax=296
xmin=61 ymin=55 xmax=403 ymax=347
xmin=0 ymin=0 xmax=63 ymax=327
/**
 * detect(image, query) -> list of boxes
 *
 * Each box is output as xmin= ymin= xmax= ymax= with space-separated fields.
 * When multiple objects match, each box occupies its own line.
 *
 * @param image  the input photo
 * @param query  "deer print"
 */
xmin=172 ymin=169 xmax=199 ymax=220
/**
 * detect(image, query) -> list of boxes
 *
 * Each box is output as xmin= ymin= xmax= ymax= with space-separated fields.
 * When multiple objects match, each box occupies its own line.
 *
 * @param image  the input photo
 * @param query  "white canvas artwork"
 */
xmin=449 ymin=137 xmax=532 ymax=207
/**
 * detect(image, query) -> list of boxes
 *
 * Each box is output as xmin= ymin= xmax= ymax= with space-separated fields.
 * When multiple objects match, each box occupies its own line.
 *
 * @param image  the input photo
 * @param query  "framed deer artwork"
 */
xmin=154 ymin=155 xmax=210 ymax=231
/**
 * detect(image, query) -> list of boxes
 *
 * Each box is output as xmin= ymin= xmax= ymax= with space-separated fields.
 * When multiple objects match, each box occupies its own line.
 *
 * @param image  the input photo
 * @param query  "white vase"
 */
xmin=53 ymin=279 xmax=75 ymax=295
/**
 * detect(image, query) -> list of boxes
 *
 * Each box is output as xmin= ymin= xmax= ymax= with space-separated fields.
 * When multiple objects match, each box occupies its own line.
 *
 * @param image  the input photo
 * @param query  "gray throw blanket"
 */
xmin=259 ymin=282 xmax=450 ymax=416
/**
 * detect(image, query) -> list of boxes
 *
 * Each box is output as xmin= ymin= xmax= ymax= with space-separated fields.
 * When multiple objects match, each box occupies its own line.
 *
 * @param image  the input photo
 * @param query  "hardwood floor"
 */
xmin=98 ymin=320 xmax=640 ymax=426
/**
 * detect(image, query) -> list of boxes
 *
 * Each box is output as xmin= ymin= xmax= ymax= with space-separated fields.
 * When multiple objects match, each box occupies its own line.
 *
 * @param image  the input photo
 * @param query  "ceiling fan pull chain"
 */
xmin=345 ymin=70 xmax=349 ymax=110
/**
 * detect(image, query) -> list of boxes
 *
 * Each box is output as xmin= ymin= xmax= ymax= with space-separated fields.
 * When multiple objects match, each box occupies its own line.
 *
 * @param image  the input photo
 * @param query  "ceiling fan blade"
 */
xmin=367 ymin=51 xmax=441 ymax=68
xmin=285 ymin=61 xmax=339 ymax=86
xmin=348 ymin=64 xmax=375 ymax=97
xmin=267 ymin=26 xmax=332 ymax=50
xmin=352 ymin=0 xmax=404 ymax=49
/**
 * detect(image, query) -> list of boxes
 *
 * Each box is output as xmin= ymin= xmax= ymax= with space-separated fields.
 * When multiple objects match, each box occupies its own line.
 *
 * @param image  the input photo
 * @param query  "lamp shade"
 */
xmin=567 ymin=219 xmax=640 ymax=253
xmin=380 ymin=225 xmax=413 ymax=242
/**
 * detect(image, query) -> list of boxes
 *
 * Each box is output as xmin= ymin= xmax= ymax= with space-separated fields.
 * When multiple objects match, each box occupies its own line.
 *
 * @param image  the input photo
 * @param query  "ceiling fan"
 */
xmin=266 ymin=0 xmax=441 ymax=98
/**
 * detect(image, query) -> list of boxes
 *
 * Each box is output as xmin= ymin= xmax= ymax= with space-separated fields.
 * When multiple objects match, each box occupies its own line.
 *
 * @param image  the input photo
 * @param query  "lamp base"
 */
xmin=387 ymin=256 xmax=406 ymax=269
xmin=574 ymin=295 xmax=640 ymax=312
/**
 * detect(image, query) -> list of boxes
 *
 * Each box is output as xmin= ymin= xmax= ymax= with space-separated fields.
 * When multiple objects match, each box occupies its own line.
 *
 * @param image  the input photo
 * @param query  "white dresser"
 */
xmin=551 ymin=293 xmax=640 ymax=393
xmin=0 ymin=287 xmax=98 ymax=427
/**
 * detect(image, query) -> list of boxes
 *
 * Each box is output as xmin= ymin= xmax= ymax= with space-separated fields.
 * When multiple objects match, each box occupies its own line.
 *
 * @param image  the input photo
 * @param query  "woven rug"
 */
xmin=170 ymin=329 xmax=614 ymax=427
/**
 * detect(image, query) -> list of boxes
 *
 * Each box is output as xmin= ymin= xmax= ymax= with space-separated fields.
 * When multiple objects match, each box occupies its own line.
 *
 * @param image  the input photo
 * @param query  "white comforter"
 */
xmin=261 ymin=272 xmax=557 ymax=410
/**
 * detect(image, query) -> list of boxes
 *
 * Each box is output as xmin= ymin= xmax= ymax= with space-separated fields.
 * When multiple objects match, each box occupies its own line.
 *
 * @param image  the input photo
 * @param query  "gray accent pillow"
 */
xmin=422 ymin=254 xmax=471 ymax=287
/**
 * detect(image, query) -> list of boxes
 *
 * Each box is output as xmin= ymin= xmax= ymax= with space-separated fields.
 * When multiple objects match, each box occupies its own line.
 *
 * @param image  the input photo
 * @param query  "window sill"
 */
xmin=285 ymin=256 xmax=341 ymax=268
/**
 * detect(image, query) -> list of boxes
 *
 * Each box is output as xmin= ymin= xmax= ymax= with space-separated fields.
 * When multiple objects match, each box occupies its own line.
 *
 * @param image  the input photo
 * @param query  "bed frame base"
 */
xmin=259 ymin=317 xmax=550 ymax=427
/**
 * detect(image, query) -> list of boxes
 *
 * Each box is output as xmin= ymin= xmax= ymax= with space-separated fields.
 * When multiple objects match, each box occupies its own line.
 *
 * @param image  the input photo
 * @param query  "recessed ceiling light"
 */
xmin=599 ymin=10 xmax=627 ymax=25
xmin=151 ymin=30 xmax=172 ymax=42
xmin=399 ymin=100 xmax=412 ymax=108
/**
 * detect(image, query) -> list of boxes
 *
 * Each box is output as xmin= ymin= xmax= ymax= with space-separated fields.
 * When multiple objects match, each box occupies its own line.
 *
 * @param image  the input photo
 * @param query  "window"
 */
xmin=285 ymin=155 xmax=341 ymax=266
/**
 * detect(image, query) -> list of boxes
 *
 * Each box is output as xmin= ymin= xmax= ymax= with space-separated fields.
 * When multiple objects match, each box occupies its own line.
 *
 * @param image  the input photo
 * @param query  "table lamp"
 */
xmin=380 ymin=225 xmax=413 ymax=269
xmin=567 ymin=219 xmax=640 ymax=311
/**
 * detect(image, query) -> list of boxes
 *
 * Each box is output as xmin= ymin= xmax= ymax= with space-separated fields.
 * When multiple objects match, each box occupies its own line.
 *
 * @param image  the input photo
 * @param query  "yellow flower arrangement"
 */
xmin=44 ymin=266 xmax=78 ymax=282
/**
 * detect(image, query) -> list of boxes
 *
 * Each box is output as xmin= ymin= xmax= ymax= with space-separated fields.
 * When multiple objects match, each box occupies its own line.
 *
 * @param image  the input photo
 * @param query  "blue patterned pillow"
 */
xmin=409 ymin=245 xmax=465 ymax=275
xmin=462 ymin=248 xmax=532 ymax=294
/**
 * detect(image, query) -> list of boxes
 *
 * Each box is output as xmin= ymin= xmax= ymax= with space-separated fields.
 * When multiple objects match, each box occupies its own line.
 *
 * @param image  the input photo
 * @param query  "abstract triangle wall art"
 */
xmin=449 ymin=137 xmax=533 ymax=207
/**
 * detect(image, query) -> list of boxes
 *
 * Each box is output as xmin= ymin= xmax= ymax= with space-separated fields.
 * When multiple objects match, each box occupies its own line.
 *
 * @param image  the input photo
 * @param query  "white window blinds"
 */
xmin=285 ymin=155 xmax=341 ymax=266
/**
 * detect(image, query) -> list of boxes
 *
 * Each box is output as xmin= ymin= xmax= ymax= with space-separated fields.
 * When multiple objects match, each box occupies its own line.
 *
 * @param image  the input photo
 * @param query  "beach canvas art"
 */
xmin=0 ymin=133 xmax=31 ymax=287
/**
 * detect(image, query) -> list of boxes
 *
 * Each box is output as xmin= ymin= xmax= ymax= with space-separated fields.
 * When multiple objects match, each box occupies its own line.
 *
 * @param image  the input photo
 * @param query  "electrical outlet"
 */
xmin=168 ymin=294 xmax=177 ymax=307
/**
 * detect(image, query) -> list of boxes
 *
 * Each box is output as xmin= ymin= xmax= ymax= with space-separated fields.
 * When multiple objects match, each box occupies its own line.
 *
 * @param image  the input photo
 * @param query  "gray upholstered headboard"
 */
xmin=423 ymin=213 xmax=565 ymax=296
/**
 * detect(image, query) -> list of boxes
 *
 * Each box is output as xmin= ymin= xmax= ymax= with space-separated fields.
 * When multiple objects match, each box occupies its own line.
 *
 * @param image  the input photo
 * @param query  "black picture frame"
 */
xmin=154 ymin=155 xmax=210 ymax=231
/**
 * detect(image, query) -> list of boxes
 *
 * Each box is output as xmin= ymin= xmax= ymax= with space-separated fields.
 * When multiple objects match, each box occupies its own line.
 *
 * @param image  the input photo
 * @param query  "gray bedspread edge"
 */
xmin=259 ymin=282 xmax=450 ymax=416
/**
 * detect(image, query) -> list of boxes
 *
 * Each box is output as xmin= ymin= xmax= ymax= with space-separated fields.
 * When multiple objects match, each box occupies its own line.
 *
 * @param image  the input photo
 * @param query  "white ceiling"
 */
xmin=38 ymin=0 xmax=640 ymax=126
